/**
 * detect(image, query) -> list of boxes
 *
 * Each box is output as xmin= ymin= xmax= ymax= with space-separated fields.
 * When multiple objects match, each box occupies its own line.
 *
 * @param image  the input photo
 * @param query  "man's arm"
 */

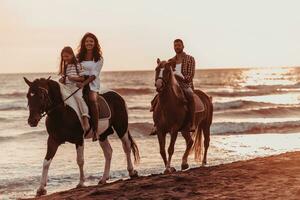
xmin=184 ymin=56 xmax=195 ymax=83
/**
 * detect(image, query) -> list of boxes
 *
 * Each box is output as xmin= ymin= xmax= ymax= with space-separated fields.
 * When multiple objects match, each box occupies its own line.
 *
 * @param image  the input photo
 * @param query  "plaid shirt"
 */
xmin=171 ymin=52 xmax=196 ymax=89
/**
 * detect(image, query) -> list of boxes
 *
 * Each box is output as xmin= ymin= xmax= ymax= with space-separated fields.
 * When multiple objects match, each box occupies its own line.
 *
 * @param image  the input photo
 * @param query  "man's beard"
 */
xmin=175 ymin=49 xmax=183 ymax=54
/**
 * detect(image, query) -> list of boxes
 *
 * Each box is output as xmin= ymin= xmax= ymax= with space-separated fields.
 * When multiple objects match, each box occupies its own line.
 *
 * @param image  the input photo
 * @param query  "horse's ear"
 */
xmin=47 ymin=76 xmax=51 ymax=80
xmin=23 ymin=77 xmax=32 ymax=87
xmin=157 ymin=58 xmax=161 ymax=65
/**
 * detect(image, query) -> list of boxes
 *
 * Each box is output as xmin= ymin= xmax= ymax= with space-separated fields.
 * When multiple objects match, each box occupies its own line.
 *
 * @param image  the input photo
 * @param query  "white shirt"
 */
xmin=81 ymin=59 xmax=103 ymax=92
xmin=174 ymin=63 xmax=184 ymax=79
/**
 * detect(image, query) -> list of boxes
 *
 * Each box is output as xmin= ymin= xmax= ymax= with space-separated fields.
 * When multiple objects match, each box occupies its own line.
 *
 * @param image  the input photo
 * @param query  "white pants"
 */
xmin=65 ymin=84 xmax=89 ymax=118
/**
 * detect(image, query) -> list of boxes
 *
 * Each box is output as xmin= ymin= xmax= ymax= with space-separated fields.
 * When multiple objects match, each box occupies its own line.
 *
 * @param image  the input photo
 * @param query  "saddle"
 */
xmin=83 ymin=93 xmax=112 ymax=139
xmin=151 ymin=89 xmax=205 ymax=113
xmin=193 ymin=93 xmax=205 ymax=113
xmin=82 ymin=85 xmax=111 ymax=120
xmin=96 ymin=95 xmax=111 ymax=119
xmin=59 ymin=83 xmax=112 ymax=139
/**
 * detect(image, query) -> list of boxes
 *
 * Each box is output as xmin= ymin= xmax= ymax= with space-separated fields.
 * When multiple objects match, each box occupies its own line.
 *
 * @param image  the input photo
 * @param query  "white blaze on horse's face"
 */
xmin=27 ymin=94 xmax=42 ymax=127
xmin=155 ymin=67 xmax=164 ymax=91
xmin=27 ymin=87 xmax=47 ymax=127
xmin=158 ymin=68 xmax=164 ymax=78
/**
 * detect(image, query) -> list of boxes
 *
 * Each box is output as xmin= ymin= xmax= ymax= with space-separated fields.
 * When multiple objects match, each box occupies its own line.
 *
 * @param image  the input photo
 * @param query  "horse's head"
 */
xmin=24 ymin=77 xmax=52 ymax=127
xmin=155 ymin=58 xmax=176 ymax=92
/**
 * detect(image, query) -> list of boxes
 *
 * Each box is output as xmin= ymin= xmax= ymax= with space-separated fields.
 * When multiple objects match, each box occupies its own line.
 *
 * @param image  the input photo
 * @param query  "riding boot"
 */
xmin=188 ymin=97 xmax=196 ymax=132
xmin=90 ymin=101 xmax=99 ymax=141
xmin=182 ymin=87 xmax=196 ymax=132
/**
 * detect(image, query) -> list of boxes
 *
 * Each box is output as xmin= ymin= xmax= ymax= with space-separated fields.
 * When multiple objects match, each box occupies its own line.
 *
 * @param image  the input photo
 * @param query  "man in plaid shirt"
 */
xmin=169 ymin=39 xmax=196 ymax=131
xmin=151 ymin=39 xmax=196 ymax=134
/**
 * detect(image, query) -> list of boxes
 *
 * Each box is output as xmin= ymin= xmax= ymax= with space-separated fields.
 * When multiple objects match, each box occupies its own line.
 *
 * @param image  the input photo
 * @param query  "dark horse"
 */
xmin=153 ymin=59 xmax=213 ymax=173
xmin=24 ymin=77 xmax=139 ymax=196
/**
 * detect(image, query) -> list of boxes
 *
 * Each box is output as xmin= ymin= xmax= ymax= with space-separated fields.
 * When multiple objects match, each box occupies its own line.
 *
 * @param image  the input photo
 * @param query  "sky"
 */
xmin=1 ymin=0 xmax=300 ymax=73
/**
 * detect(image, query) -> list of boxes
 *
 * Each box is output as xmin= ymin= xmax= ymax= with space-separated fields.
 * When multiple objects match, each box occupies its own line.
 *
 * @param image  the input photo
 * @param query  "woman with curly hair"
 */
xmin=76 ymin=32 xmax=103 ymax=141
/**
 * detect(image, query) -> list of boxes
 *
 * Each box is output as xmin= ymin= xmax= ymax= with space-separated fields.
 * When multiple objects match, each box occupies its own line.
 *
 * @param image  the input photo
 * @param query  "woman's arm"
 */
xmin=59 ymin=76 xmax=65 ymax=84
xmin=76 ymin=75 xmax=96 ymax=88
xmin=76 ymin=59 xmax=103 ymax=88
xmin=67 ymin=76 xmax=85 ymax=82
xmin=83 ymin=75 xmax=96 ymax=85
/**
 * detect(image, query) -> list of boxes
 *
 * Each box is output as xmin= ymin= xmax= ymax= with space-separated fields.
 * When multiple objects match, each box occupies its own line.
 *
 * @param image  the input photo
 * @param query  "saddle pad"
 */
xmin=84 ymin=95 xmax=112 ymax=139
xmin=98 ymin=95 xmax=111 ymax=120
xmin=193 ymin=93 xmax=205 ymax=113
xmin=84 ymin=119 xmax=110 ymax=139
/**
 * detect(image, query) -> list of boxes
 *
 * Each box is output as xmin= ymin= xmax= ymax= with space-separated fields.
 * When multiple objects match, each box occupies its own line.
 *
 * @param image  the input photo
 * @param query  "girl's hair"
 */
xmin=76 ymin=32 xmax=102 ymax=62
xmin=59 ymin=46 xmax=81 ymax=82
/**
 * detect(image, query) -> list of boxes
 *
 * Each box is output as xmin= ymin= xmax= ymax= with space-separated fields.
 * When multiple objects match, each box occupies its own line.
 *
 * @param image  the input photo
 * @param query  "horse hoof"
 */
xmin=36 ymin=188 xmax=47 ymax=197
xmin=164 ymin=169 xmax=170 ymax=174
xmin=202 ymin=161 xmax=207 ymax=166
xmin=98 ymin=177 xmax=109 ymax=185
xmin=170 ymin=167 xmax=176 ymax=173
xmin=76 ymin=183 xmax=86 ymax=188
xmin=98 ymin=180 xmax=107 ymax=185
xmin=181 ymin=163 xmax=189 ymax=170
xmin=129 ymin=170 xmax=139 ymax=178
xmin=164 ymin=167 xmax=176 ymax=174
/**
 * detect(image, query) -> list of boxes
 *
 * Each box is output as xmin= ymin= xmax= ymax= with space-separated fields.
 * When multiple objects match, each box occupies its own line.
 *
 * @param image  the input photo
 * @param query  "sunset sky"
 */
xmin=1 ymin=0 xmax=300 ymax=73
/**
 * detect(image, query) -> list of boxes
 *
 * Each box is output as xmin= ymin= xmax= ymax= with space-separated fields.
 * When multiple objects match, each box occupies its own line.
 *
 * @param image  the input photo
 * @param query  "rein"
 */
xmin=40 ymin=87 xmax=81 ymax=118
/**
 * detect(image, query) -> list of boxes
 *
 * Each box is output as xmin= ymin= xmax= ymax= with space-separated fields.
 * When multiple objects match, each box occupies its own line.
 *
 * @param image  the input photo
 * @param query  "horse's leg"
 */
xmin=75 ymin=143 xmax=85 ymax=188
xmin=202 ymin=125 xmax=210 ymax=165
xmin=157 ymin=131 xmax=167 ymax=172
xmin=121 ymin=131 xmax=138 ymax=178
xmin=99 ymin=138 xmax=112 ymax=184
xmin=181 ymin=131 xmax=194 ymax=170
xmin=166 ymin=131 xmax=178 ymax=173
xmin=36 ymin=137 xmax=59 ymax=197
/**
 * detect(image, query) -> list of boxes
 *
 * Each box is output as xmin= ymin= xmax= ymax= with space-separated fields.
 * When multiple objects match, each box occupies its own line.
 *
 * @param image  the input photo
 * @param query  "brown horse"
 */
xmin=24 ymin=77 xmax=139 ymax=196
xmin=153 ymin=59 xmax=213 ymax=173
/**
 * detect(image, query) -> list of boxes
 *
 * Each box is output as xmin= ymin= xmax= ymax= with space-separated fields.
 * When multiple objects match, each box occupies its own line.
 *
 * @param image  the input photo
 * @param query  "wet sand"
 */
xmin=27 ymin=151 xmax=300 ymax=200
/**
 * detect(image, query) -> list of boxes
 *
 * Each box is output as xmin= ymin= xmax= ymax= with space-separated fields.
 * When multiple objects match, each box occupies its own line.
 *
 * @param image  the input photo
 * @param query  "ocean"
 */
xmin=1 ymin=67 xmax=300 ymax=199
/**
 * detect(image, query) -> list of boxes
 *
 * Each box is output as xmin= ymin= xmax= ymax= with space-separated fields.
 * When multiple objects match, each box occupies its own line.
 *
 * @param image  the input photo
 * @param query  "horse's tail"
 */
xmin=128 ymin=130 xmax=140 ymax=165
xmin=191 ymin=89 xmax=213 ymax=163
xmin=192 ymin=124 xmax=203 ymax=162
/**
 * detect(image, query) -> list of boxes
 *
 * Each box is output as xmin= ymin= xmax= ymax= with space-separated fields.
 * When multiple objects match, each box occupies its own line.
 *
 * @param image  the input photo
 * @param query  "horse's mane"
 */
xmin=47 ymin=79 xmax=63 ymax=105
xmin=32 ymin=78 xmax=63 ymax=105
xmin=169 ymin=69 xmax=186 ymax=103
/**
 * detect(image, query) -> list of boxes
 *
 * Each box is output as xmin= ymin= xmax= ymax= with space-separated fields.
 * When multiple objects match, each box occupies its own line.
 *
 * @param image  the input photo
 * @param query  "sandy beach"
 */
xmin=25 ymin=151 xmax=300 ymax=200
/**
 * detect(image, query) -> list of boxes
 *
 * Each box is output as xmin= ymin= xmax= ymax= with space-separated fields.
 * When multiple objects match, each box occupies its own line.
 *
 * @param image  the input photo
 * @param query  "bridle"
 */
xmin=34 ymin=86 xmax=54 ymax=118
xmin=155 ymin=65 xmax=172 ymax=92
xmin=29 ymin=85 xmax=81 ymax=119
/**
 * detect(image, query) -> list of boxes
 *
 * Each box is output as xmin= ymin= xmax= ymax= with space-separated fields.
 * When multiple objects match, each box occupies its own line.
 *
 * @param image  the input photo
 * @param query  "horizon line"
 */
xmin=0 ymin=65 xmax=299 ymax=75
